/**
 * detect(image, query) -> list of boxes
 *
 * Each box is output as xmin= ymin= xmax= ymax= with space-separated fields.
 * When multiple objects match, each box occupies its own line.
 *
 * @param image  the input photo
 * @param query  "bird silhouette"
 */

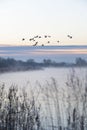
xmin=70 ymin=36 xmax=72 ymax=39
xmin=33 ymin=39 xmax=36 ymax=42
xmin=22 ymin=38 xmax=25 ymax=41
xmin=57 ymin=41 xmax=60 ymax=43
xmin=29 ymin=38 xmax=34 ymax=41
xmin=34 ymin=36 xmax=38 ymax=38
xmin=33 ymin=42 xmax=38 ymax=46
xmin=48 ymin=36 xmax=51 ymax=38
xmin=44 ymin=35 xmax=47 ymax=38
xmin=38 ymin=36 xmax=41 ymax=38
xmin=29 ymin=39 xmax=31 ymax=41
xmin=67 ymin=35 xmax=72 ymax=39
xmin=47 ymin=41 xmax=50 ymax=44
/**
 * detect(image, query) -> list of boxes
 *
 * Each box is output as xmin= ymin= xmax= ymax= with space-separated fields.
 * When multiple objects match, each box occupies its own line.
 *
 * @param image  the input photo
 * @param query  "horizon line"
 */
xmin=0 ymin=44 xmax=87 ymax=47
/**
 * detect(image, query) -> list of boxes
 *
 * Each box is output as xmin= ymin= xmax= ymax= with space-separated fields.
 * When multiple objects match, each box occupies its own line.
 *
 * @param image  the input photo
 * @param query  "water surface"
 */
xmin=0 ymin=45 xmax=87 ymax=62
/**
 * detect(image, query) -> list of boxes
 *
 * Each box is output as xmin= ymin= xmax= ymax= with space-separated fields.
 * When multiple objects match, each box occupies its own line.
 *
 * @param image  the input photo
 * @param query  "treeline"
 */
xmin=0 ymin=58 xmax=42 ymax=72
xmin=0 ymin=57 xmax=87 ymax=72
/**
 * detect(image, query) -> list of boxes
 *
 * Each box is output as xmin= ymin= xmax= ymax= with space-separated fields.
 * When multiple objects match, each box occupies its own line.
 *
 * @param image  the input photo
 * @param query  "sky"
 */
xmin=0 ymin=0 xmax=87 ymax=46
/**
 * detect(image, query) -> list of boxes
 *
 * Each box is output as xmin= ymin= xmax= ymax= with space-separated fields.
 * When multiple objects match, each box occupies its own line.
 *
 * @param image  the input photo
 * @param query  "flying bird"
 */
xmin=29 ymin=38 xmax=34 ymax=41
xmin=33 ymin=39 xmax=36 ymax=42
xmin=57 ymin=41 xmax=60 ymax=43
xmin=22 ymin=38 xmax=25 ymax=41
xmin=34 ymin=36 xmax=38 ymax=38
xmin=70 ymin=36 xmax=72 ymax=39
xmin=44 ymin=35 xmax=47 ymax=38
xmin=47 ymin=41 xmax=50 ymax=44
xmin=48 ymin=36 xmax=51 ymax=38
xmin=67 ymin=35 xmax=72 ymax=39
xmin=33 ymin=42 xmax=38 ymax=46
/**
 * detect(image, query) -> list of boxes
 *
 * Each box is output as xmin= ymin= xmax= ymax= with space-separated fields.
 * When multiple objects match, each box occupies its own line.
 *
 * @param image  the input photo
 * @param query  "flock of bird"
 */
xmin=22 ymin=34 xmax=72 ymax=46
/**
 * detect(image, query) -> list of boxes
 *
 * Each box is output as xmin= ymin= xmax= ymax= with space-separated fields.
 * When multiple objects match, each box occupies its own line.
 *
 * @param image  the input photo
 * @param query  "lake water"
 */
xmin=0 ymin=45 xmax=87 ymax=63
xmin=0 ymin=45 xmax=87 ymax=129
xmin=0 ymin=67 xmax=87 ymax=129
xmin=0 ymin=67 xmax=86 ymax=87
